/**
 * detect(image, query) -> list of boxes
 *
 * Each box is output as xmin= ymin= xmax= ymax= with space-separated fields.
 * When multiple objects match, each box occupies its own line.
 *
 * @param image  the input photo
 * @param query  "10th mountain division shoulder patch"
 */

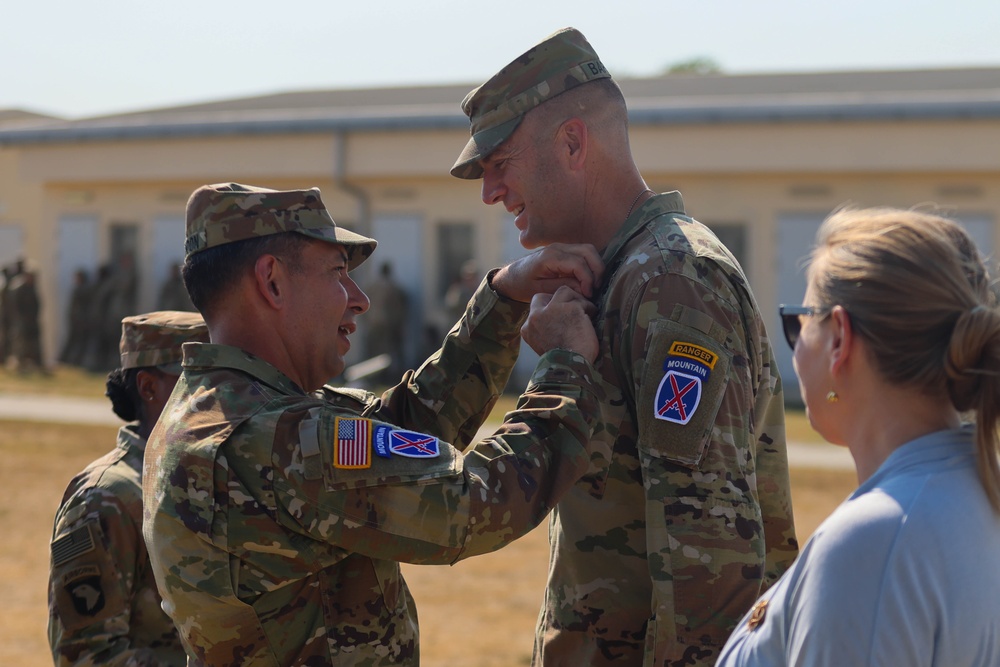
xmin=654 ymin=341 xmax=719 ymax=425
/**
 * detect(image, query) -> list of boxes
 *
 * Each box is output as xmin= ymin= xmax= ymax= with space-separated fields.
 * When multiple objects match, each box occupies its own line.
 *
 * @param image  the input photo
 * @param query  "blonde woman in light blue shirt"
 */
xmin=718 ymin=207 xmax=1000 ymax=667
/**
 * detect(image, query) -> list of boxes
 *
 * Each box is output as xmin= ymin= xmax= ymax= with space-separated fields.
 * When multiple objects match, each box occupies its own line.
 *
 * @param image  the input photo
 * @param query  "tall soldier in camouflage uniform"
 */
xmin=451 ymin=28 xmax=799 ymax=666
xmin=143 ymin=182 xmax=607 ymax=666
xmin=49 ymin=310 xmax=209 ymax=666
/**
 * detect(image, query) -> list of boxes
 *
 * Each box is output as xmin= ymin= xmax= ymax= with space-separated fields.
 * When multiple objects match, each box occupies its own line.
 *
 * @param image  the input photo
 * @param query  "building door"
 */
xmin=775 ymin=212 xmax=827 ymax=405
xmin=0 ymin=224 xmax=23 ymax=267
xmin=436 ymin=222 xmax=475 ymax=300
xmin=56 ymin=216 xmax=100 ymax=350
xmin=370 ymin=215 xmax=424 ymax=371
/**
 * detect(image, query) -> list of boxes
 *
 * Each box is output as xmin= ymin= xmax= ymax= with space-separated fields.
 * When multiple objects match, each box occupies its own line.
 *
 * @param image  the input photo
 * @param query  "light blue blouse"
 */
xmin=717 ymin=427 xmax=1000 ymax=666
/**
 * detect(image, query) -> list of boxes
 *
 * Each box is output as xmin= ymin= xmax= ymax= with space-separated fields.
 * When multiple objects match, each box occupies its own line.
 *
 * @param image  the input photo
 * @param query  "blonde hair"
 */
xmin=808 ymin=207 xmax=1000 ymax=512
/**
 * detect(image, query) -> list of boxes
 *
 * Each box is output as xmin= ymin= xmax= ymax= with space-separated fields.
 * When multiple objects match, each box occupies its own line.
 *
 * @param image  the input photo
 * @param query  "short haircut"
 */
xmin=182 ymin=232 xmax=309 ymax=314
xmin=531 ymin=78 xmax=629 ymax=136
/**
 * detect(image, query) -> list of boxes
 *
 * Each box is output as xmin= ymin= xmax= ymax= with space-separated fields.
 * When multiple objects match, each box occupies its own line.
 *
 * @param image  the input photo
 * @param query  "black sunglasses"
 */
xmin=778 ymin=305 xmax=828 ymax=350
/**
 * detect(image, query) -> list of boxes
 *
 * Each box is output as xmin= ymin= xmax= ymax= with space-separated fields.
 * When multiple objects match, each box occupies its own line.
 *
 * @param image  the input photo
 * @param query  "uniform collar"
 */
xmin=181 ymin=342 xmax=308 ymax=396
xmin=600 ymin=191 xmax=685 ymax=267
xmin=116 ymin=422 xmax=145 ymax=453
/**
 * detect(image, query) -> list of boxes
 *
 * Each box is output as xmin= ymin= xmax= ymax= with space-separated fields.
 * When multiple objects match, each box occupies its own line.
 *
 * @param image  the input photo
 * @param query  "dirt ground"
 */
xmin=0 ymin=414 xmax=854 ymax=667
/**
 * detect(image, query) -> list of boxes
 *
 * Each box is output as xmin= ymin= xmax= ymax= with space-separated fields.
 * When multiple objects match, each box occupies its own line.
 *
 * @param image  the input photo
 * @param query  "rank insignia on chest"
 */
xmin=653 ymin=341 xmax=718 ymax=425
xmin=388 ymin=429 xmax=440 ymax=458
xmin=334 ymin=417 xmax=372 ymax=469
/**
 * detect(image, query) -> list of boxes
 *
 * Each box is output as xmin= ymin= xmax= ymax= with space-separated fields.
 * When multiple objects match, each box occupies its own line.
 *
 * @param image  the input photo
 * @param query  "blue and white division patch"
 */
xmin=654 ymin=341 xmax=718 ymax=425
xmin=388 ymin=429 xmax=440 ymax=458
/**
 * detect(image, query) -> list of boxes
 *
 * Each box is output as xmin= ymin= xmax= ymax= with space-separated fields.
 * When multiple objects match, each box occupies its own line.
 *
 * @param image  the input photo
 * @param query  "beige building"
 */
xmin=1 ymin=68 xmax=999 ymax=399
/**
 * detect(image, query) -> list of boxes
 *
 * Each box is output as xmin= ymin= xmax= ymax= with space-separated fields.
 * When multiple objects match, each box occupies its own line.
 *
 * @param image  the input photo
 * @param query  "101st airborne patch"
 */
xmin=653 ymin=341 xmax=719 ymax=425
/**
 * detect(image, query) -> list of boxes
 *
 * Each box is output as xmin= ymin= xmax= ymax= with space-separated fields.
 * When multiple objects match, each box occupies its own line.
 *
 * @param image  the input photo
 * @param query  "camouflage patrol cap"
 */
xmin=450 ymin=27 xmax=611 ymax=179
xmin=119 ymin=310 xmax=209 ymax=372
xmin=184 ymin=183 xmax=377 ymax=269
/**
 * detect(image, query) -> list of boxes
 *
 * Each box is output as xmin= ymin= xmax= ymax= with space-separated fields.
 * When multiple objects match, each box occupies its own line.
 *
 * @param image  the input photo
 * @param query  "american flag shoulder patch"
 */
xmin=334 ymin=417 xmax=372 ymax=469
xmin=52 ymin=523 xmax=97 ymax=567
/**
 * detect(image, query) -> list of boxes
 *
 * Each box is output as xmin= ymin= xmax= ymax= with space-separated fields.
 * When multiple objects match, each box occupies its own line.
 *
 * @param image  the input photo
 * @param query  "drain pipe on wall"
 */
xmin=332 ymin=130 xmax=372 ymax=266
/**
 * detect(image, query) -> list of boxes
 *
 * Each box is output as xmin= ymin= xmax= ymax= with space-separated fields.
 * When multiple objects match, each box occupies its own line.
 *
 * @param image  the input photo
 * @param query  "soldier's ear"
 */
xmin=254 ymin=254 xmax=285 ymax=309
xmin=135 ymin=369 xmax=157 ymax=403
xmin=559 ymin=118 xmax=588 ymax=171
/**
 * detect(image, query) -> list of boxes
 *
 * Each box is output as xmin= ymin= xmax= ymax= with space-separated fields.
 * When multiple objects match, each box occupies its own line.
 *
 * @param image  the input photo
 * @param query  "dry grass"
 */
xmin=0 ymin=376 xmax=849 ymax=667
xmin=0 ymin=365 xmax=108 ymax=398
xmin=403 ymin=466 xmax=854 ymax=667
xmin=0 ymin=420 xmax=118 ymax=667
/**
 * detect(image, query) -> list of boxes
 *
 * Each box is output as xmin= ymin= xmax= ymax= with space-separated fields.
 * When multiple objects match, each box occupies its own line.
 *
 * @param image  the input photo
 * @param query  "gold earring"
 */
xmin=826 ymin=391 xmax=839 ymax=403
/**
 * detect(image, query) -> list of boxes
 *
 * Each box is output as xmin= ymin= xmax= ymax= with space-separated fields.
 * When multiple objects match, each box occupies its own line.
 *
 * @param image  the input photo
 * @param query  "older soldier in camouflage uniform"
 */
xmin=49 ymin=311 xmax=209 ymax=666
xmin=451 ymin=27 xmax=799 ymax=666
xmin=143 ymin=182 xmax=607 ymax=666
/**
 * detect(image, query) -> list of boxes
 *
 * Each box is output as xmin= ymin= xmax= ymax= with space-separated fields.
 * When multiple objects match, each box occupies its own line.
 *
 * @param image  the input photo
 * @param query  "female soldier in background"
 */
xmin=48 ymin=311 xmax=207 ymax=666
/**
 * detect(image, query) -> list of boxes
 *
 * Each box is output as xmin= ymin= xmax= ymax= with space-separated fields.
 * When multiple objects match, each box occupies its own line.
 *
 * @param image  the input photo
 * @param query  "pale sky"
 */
xmin=5 ymin=0 xmax=1000 ymax=119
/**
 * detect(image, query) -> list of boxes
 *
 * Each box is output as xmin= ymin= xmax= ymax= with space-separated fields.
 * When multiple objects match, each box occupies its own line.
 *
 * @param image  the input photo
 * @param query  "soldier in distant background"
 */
xmin=363 ymin=261 xmax=408 ymax=381
xmin=59 ymin=268 xmax=92 ymax=367
xmin=0 ymin=265 xmax=13 ymax=366
xmin=156 ymin=262 xmax=194 ymax=312
xmin=8 ymin=258 xmax=44 ymax=373
xmin=444 ymin=259 xmax=480 ymax=324
xmin=84 ymin=264 xmax=117 ymax=372
xmin=104 ymin=254 xmax=138 ymax=370
xmin=87 ymin=257 xmax=139 ymax=372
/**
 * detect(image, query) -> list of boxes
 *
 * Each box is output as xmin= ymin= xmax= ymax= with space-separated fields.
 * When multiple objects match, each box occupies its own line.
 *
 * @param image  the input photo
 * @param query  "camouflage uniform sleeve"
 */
xmin=272 ymin=348 xmax=600 ymax=564
xmin=752 ymin=337 xmax=799 ymax=589
xmin=367 ymin=272 xmax=529 ymax=450
xmin=48 ymin=490 xmax=165 ymax=667
xmin=622 ymin=268 xmax=795 ymax=664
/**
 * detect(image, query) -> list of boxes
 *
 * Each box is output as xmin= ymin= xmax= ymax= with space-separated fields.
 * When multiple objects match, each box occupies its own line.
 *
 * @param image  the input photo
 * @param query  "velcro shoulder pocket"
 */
xmin=299 ymin=410 xmax=462 ymax=491
xmin=50 ymin=521 xmax=127 ymax=632
xmin=636 ymin=312 xmax=732 ymax=468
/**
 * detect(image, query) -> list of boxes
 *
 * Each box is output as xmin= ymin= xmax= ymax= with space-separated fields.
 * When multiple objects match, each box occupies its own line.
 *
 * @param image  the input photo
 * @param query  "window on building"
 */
xmin=436 ymin=222 xmax=474 ymax=297
xmin=707 ymin=222 xmax=748 ymax=273
xmin=109 ymin=222 xmax=139 ymax=265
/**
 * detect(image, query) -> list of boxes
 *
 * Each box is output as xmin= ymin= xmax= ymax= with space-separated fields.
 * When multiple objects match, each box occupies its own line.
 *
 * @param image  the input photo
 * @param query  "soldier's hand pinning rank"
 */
xmin=521 ymin=286 xmax=599 ymax=362
xmin=491 ymin=243 xmax=604 ymax=301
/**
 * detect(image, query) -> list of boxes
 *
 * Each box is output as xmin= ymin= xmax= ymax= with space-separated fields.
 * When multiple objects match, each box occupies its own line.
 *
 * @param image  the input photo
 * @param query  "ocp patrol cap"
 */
xmin=184 ymin=183 xmax=377 ymax=270
xmin=119 ymin=310 xmax=209 ymax=372
xmin=450 ymin=27 xmax=611 ymax=179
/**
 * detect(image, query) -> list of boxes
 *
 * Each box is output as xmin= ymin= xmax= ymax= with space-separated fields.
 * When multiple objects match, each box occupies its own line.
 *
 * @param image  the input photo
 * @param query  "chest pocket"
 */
xmin=635 ymin=305 xmax=734 ymax=468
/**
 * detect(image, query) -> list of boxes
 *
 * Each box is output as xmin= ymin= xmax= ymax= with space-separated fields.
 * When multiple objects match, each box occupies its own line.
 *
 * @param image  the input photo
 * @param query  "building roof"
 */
xmin=2 ymin=67 xmax=999 ymax=145
xmin=0 ymin=109 xmax=63 ymax=129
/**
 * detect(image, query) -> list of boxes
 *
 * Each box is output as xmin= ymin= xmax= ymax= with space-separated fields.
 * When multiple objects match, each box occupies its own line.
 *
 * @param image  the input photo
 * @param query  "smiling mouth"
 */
xmin=510 ymin=204 xmax=524 ymax=217
xmin=338 ymin=323 xmax=355 ymax=336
